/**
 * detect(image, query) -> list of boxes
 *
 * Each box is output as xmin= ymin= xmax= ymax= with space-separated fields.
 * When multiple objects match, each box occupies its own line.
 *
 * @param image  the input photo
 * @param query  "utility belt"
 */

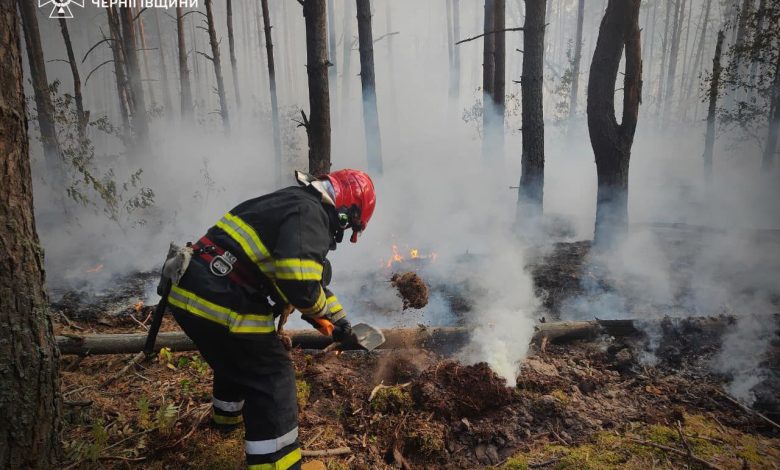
xmin=190 ymin=236 xmax=260 ymax=289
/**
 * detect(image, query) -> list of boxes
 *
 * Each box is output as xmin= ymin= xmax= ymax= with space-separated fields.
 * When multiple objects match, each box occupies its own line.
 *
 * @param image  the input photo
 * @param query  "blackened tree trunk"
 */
xmin=107 ymin=6 xmax=131 ymax=128
xmin=482 ymin=0 xmax=496 ymax=157
xmin=518 ymin=0 xmax=547 ymax=219
xmin=703 ymin=31 xmax=724 ymax=178
xmin=153 ymin=10 xmax=173 ymax=116
xmin=176 ymin=6 xmax=193 ymax=119
xmin=17 ymin=0 xmax=62 ymax=171
xmin=0 ymin=2 xmax=61 ymax=466
xmin=59 ymin=18 xmax=86 ymax=139
xmin=261 ymin=0 xmax=282 ymax=186
xmin=762 ymin=49 xmax=780 ymax=169
xmin=226 ymin=0 xmax=241 ymax=111
xmin=356 ymin=0 xmax=383 ymax=174
xmin=587 ymin=0 xmax=642 ymax=246
xmin=569 ymin=0 xmax=585 ymax=118
xmin=303 ymin=0 xmax=331 ymax=175
xmin=119 ymin=6 xmax=150 ymax=145
xmin=205 ymin=0 xmax=230 ymax=132
xmin=492 ymin=0 xmax=506 ymax=153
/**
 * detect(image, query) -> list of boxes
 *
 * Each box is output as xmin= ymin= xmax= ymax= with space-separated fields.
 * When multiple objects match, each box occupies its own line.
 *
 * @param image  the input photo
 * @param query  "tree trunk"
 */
xmin=327 ymin=0 xmax=337 ymax=98
xmin=656 ymin=1 xmax=672 ymax=114
xmin=663 ymin=0 xmax=684 ymax=120
xmin=749 ymin=0 xmax=767 ymax=89
xmin=137 ymin=12 xmax=156 ymax=106
xmin=482 ymin=0 xmax=496 ymax=158
xmin=176 ymin=6 xmax=193 ymax=119
xmin=303 ymin=0 xmax=332 ymax=175
xmin=645 ymin=1 xmax=658 ymax=99
xmin=492 ymin=0 xmax=506 ymax=153
xmin=568 ymin=0 xmax=585 ymax=118
xmin=119 ymin=6 xmax=150 ymax=145
xmin=58 ymin=18 xmax=87 ymax=140
xmin=226 ymin=0 xmax=241 ymax=111
xmin=518 ymin=0 xmax=546 ymax=220
xmin=447 ymin=0 xmax=455 ymax=98
xmin=685 ymin=0 xmax=711 ymax=99
xmin=0 ymin=2 xmax=61 ymax=466
xmin=106 ymin=6 xmax=131 ymax=130
xmin=762 ymin=50 xmax=780 ymax=170
xmin=587 ymin=0 xmax=642 ymax=246
xmin=153 ymin=10 xmax=173 ymax=116
xmin=261 ymin=0 xmax=283 ymax=187
xmin=452 ymin=0 xmax=461 ymax=100
xmin=356 ymin=0 xmax=383 ymax=174
xmin=205 ymin=0 xmax=230 ymax=132
xmin=340 ymin=0 xmax=354 ymax=121
xmin=703 ymin=31 xmax=724 ymax=179
xmin=17 ymin=0 xmax=62 ymax=172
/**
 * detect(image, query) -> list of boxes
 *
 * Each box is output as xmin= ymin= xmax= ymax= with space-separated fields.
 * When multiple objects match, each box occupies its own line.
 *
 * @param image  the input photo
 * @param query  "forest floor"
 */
xmin=53 ymin=237 xmax=780 ymax=469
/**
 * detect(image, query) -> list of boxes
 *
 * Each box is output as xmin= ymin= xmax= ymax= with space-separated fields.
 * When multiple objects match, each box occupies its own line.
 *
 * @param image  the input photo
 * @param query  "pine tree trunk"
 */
xmin=153 ymin=10 xmax=173 ymax=116
xmin=656 ymin=1 xmax=672 ymax=114
xmin=356 ymin=0 xmax=383 ymax=174
xmin=0 ymin=2 xmax=61 ymax=466
xmin=762 ymin=50 xmax=780 ymax=170
xmin=587 ymin=0 xmax=642 ymax=246
xmin=518 ymin=0 xmax=546 ymax=219
xmin=492 ymin=0 xmax=506 ymax=153
xmin=482 ymin=0 xmax=496 ymax=158
xmin=645 ymin=1 xmax=658 ymax=98
xmin=569 ymin=0 xmax=585 ymax=118
xmin=137 ymin=12 xmax=157 ymax=106
xmin=119 ymin=6 xmax=150 ymax=145
xmin=59 ymin=18 xmax=86 ymax=140
xmin=327 ymin=0 xmax=337 ymax=98
xmin=205 ymin=0 xmax=230 ymax=132
xmin=17 ymin=0 xmax=62 ymax=171
xmin=685 ymin=0 xmax=711 ymax=99
xmin=303 ymin=0 xmax=332 ymax=175
xmin=106 ymin=6 xmax=131 ymax=129
xmin=452 ymin=0 xmax=461 ymax=100
xmin=340 ymin=0 xmax=354 ymax=121
xmin=703 ymin=31 xmax=724 ymax=178
xmin=663 ymin=0 xmax=684 ymax=120
xmin=226 ymin=0 xmax=241 ymax=111
xmin=261 ymin=0 xmax=283 ymax=186
xmin=176 ymin=6 xmax=193 ymax=119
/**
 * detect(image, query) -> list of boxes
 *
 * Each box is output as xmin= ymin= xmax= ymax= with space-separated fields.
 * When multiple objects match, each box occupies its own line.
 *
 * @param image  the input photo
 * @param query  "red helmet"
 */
xmin=322 ymin=169 xmax=376 ymax=243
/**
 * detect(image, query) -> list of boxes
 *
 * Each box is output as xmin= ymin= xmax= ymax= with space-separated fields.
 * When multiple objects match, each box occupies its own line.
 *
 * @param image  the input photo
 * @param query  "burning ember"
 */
xmin=384 ymin=245 xmax=437 ymax=268
xmin=133 ymin=301 xmax=144 ymax=312
xmin=86 ymin=264 xmax=104 ymax=273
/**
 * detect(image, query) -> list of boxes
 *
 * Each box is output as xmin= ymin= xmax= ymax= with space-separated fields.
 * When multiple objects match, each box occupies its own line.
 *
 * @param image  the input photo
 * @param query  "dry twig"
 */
xmin=715 ymin=389 xmax=780 ymax=432
xmin=301 ymin=447 xmax=351 ymax=457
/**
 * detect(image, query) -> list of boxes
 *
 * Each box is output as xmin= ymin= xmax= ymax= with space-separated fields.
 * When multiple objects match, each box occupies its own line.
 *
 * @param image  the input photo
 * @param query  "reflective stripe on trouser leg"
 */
xmin=244 ymin=366 xmax=300 ymax=469
xmin=212 ymin=372 xmax=244 ymax=427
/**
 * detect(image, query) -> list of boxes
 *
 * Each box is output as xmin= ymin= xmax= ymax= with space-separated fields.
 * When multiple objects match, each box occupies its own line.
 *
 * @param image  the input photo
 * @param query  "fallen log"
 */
xmin=56 ymin=315 xmax=777 ymax=355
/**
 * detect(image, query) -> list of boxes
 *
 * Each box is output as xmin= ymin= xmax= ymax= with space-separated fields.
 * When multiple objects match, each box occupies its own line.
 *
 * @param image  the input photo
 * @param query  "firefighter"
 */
xmin=168 ymin=169 xmax=376 ymax=470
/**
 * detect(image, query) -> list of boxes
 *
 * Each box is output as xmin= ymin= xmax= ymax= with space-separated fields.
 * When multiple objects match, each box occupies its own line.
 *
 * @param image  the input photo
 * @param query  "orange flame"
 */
xmin=134 ymin=301 xmax=144 ymax=312
xmin=86 ymin=264 xmax=104 ymax=273
xmin=384 ymin=245 xmax=437 ymax=268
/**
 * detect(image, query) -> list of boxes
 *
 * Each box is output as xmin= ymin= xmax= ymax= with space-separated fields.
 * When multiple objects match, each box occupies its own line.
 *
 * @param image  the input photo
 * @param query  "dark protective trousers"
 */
xmin=172 ymin=307 xmax=301 ymax=470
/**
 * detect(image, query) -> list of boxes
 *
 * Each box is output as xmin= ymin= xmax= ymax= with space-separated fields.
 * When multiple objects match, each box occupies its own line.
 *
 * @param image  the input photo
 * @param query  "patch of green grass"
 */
xmin=296 ymin=379 xmax=311 ymax=409
xmin=370 ymin=386 xmax=413 ymax=413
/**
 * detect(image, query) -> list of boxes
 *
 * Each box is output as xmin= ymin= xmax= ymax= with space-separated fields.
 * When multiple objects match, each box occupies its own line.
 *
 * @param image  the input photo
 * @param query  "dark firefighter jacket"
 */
xmin=169 ymin=185 xmax=345 ymax=337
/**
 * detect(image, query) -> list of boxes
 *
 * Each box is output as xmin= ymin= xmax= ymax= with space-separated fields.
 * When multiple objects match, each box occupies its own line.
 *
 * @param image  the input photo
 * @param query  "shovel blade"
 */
xmin=351 ymin=323 xmax=385 ymax=351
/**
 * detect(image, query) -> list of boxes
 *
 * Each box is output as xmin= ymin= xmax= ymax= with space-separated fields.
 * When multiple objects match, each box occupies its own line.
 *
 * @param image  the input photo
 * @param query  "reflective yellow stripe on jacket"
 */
xmin=298 ymin=288 xmax=327 ymax=317
xmin=169 ymin=285 xmax=276 ymax=334
xmin=247 ymin=448 xmax=301 ymax=470
xmin=275 ymin=258 xmax=323 ymax=281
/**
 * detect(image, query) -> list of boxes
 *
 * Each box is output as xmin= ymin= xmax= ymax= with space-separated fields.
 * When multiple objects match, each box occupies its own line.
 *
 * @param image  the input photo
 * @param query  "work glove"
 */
xmin=331 ymin=317 xmax=353 ymax=343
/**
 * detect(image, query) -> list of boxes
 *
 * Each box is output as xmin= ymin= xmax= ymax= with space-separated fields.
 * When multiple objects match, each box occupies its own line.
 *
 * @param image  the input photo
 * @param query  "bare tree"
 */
xmin=226 ymin=0 xmax=241 ymax=110
xmin=106 ymin=6 xmax=131 ymax=129
xmin=569 ymin=0 xmax=585 ymax=118
xmin=703 ymin=31 xmax=725 ymax=178
xmin=17 ymin=0 xmax=62 ymax=171
xmin=205 ymin=0 xmax=230 ymax=132
xmin=356 ymin=0 xmax=383 ymax=174
xmin=518 ymin=0 xmax=547 ymax=219
xmin=302 ymin=0 xmax=332 ymax=175
xmin=176 ymin=6 xmax=193 ymax=119
xmin=137 ymin=13 xmax=157 ymax=106
xmin=119 ymin=6 xmax=150 ymax=144
xmin=0 ymin=1 xmax=61 ymax=466
xmin=587 ymin=0 xmax=642 ymax=245
xmin=261 ymin=0 xmax=283 ymax=186
xmin=59 ymin=18 xmax=87 ymax=139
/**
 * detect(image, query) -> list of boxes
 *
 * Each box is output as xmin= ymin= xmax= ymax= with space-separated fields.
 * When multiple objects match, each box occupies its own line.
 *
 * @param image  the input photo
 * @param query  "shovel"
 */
xmin=324 ymin=322 xmax=386 ymax=352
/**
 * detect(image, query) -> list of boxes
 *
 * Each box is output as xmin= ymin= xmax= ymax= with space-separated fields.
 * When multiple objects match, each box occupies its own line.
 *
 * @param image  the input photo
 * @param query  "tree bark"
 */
xmin=568 ymin=0 xmax=585 ymax=118
xmin=303 ymin=0 xmax=332 ymax=175
xmin=261 ymin=0 xmax=283 ymax=187
xmin=0 ymin=2 xmax=61 ymax=466
xmin=137 ymin=12 xmax=156 ymax=106
xmin=356 ymin=0 xmax=383 ymax=174
xmin=58 ymin=18 xmax=87 ymax=140
xmin=119 ymin=6 xmax=150 ymax=145
xmin=482 ymin=0 xmax=496 ymax=158
xmin=205 ymin=0 xmax=230 ymax=132
xmin=492 ymin=0 xmax=506 ymax=152
xmin=175 ymin=6 xmax=193 ymax=119
xmin=226 ymin=0 xmax=241 ymax=111
xmin=518 ymin=0 xmax=546 ymax=220
xmin=703 ymin=31 xmax=724 ymax=178
xmin=587 ymin=0 xmax=642 ymax=246
xmin=762 ymin=49 xmax=780 ymax=170
xmin=153 ymin=10 xmax=173 ymax=116
xmin=17 ymin=0 xmax=62 ymax=172
xmin=107 ymin=6 xmax=131 ymax=129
